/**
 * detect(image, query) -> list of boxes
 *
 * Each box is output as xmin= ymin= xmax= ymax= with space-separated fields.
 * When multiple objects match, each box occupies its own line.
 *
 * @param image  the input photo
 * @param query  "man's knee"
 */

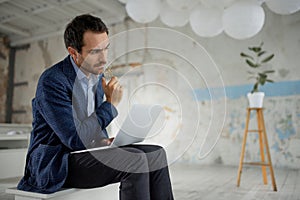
xmin=134 ymin=145 xmax=169 ymax=172
xmin=122 ymin=147 xmax=149 ymax=173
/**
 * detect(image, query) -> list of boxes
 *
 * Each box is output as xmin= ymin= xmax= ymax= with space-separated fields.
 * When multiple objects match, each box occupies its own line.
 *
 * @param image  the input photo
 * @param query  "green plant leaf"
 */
xmin=258 ymin=73 xmax=267 ymax=78
xmin=249 ymin=47 xmax=261 ymax=53
xmin=252 ymin=82 xmax=259 ymax=93
xmin=263 ymin=70 xmax=275 ymax=73
xmin=240 ymin=52 xmax=254 ymax=60
xmin=258 ymin=51 xmax=266 ymax=57
xmin=246 ymin=59 xmax=258 ymax=68
xmin=261 ymin=54 xmax=274 ymax=63
xmin=260 ymin=78 xmax=266 ymax=85
xmin=258 ymin=73 xmax=267 ymax=85
xmin=243 ymin=42 xmax=275 ymax=88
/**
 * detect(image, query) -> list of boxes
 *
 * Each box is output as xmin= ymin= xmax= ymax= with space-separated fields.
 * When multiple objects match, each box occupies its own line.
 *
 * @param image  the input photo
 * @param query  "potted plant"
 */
xmin=240 ymin=42 xmax=275 ymax=108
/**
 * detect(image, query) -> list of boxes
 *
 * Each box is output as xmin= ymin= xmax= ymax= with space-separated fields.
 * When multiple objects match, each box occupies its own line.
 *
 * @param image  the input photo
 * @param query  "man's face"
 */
xmin=77 ymin=31 xmax=109 ymax=76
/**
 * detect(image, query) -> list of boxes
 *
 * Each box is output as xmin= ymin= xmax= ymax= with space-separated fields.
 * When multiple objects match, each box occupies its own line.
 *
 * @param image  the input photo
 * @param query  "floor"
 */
xmin=0 ymin=164 xmax=299 ymax=200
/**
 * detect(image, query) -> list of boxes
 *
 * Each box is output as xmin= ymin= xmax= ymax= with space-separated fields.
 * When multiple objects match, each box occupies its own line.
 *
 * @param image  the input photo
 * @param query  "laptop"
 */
xmin=71 ymin=104 xmax=163 ymax=154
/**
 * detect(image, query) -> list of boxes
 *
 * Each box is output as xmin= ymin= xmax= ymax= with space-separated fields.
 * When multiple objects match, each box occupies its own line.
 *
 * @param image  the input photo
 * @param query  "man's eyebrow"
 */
xmin=89 ymin=43 xmax=110 ymax=51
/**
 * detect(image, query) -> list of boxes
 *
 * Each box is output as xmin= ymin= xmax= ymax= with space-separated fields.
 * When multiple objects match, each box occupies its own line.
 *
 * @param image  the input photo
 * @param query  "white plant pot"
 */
xmin=247 ymin=92 xmax=265 ymax=108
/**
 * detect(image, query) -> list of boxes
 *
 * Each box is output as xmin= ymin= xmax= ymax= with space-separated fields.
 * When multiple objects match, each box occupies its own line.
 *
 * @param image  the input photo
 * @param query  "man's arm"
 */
xmin=36 ymin=72 xmax=118 ymax=151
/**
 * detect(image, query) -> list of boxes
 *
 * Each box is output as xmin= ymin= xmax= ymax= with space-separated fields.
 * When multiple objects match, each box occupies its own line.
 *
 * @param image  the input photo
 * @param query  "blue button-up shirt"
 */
xmin=70 ymin=57 xmax=99 ymax=117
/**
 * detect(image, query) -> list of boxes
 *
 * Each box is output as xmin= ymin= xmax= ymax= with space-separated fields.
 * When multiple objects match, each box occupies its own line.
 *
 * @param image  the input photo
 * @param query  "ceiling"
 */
xmin=0 ymin=0 xmax=127 ymax=47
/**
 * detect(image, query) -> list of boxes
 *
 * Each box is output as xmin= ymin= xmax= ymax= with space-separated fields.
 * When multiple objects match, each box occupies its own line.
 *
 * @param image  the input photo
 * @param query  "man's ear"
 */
xmin=67 ymin=47 xmax=78 ymax=61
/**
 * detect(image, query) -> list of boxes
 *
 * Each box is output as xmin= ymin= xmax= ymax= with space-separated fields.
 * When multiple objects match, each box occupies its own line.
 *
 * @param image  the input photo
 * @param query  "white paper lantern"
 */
xmin=200 ymin=0 xmax=237 ymax=9
xmin=166 ymin=0 xmax=199 ymax=11
xmin=126 ymin=0 xmax=161 ymax=23
xmin=160 ymin=1 xmax=189 ymax=27
xmin=223 ymin=1 xmax=265 ymax=39
xmin=189 ymin=6 xmax=223 ymax=37
xmin=265 ymin=0 xmax=300 ymax=15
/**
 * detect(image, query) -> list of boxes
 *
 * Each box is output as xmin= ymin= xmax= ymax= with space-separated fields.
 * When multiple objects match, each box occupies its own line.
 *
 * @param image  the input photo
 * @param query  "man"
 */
xmin=17 ymin=14 xmax=174 ymax=200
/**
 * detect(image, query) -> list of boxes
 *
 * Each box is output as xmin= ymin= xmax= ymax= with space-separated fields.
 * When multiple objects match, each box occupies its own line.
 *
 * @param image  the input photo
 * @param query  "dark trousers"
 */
xmin=64 ymin=145 xmax=174 ymax=200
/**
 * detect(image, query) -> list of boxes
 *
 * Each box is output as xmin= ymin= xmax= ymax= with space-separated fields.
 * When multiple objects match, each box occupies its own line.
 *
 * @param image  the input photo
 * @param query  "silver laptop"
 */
xmin=72 ymin=104 xmax=163 ymax=154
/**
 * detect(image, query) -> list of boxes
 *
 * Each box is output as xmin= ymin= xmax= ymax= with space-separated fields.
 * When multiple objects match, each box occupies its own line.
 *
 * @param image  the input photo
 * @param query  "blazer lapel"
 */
xmin=95 ymin=74 xmax=105 ymax=108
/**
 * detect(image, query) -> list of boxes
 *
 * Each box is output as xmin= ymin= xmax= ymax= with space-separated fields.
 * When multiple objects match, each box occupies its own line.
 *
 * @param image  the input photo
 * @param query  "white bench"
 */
xmin=6 ymin=184 xmax=119 ymax=200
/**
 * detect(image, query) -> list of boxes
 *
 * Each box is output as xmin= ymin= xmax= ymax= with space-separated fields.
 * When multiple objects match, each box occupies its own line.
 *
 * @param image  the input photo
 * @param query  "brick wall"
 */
xmin=0 ymin=37 xmax=9 ymax=122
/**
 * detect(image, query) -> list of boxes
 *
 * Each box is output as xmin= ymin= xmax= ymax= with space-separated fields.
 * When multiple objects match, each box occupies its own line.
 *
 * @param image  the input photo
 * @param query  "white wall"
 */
xmin=13 ymin=7 xmax=300 ymax=169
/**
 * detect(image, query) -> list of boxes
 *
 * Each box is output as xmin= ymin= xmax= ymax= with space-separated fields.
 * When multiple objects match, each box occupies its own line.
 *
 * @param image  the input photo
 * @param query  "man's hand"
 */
xmin=101 ymin=76 xmax=123 ymax=107
xmin=99 ymin=137 xmax=114 ymax=146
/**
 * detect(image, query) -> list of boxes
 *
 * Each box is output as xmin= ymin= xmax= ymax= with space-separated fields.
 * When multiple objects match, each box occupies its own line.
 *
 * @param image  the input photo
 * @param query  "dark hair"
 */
xmin=64 ymin=14 xmax=108 ymax=53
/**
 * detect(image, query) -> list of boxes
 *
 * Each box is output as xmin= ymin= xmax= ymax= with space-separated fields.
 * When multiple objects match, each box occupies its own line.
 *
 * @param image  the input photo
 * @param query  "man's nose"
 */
xmin=98 ymin=52 xmax=107 ymax=64
xmin=98 ymin=53 xmax=107 ymax=65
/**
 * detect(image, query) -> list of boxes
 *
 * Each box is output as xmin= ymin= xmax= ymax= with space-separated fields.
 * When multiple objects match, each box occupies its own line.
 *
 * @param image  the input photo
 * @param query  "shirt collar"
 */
xmin=70 ymin=56 xmax=99 ymax=86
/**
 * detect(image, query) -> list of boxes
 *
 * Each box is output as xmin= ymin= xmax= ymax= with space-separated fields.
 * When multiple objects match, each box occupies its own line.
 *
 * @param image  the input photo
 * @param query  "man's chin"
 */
xmin=95 ymin=67 xmax=104 ymax=74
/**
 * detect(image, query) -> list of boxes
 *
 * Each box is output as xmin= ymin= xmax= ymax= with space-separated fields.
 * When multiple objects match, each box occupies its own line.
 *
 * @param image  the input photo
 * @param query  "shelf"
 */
xmin=0 ymin=124 xmax=31 ymax=179
xmin=0 ymin=123 xmax=31 ymax=128
xmin=0 ymin=134 xmax=29 ymax=141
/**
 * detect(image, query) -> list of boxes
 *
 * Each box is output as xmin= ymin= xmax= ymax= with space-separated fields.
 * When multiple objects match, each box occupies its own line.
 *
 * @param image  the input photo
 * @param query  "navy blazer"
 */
xmin=17 ymin=56 xmax=118 ymax=193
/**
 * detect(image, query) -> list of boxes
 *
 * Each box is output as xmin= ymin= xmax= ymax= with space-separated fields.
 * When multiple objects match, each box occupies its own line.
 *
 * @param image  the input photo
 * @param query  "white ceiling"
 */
xmin=0 ymin=0 xmax=127 ymax=47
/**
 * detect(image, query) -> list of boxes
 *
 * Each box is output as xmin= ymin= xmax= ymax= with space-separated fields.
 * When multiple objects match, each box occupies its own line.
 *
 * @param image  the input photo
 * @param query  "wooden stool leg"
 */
xmin=257 ymin=110 xmax=268 ymax=184
xmin=259 ymin=110 xmax=277 ymax=191
xmin=237 ymin=109 xmax=250 ymax=187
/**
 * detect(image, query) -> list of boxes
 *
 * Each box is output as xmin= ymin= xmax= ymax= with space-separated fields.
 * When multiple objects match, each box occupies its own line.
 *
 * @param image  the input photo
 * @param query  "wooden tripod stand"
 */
xmin=237 ymin=108 xmax=277 ymax=191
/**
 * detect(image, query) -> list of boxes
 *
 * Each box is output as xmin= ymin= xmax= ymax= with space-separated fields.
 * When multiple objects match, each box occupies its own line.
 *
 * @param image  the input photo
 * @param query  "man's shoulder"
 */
xmin=35 ymin=56 xmax=74 ymax=96
xmin=40 ymin=56 xmax=72 ymax=82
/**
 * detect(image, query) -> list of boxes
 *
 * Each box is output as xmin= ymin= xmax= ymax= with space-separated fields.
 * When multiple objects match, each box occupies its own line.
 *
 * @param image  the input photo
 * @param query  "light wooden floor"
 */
xmin=0 ymin=164 xmax=299 ymax=200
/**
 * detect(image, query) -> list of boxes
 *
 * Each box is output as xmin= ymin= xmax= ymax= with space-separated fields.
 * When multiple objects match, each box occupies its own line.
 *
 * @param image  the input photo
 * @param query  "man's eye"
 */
xmin=90 ymin=48 xmax=109 ymax=54
xmin=90 ymin=50 xmax=101 ymax=54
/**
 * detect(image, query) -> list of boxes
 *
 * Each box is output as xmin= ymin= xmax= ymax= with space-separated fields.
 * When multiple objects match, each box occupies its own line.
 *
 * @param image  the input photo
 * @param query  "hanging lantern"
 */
xmin=265 ymin=0 xmax=300 ymax=15
xmin=200 ymin=0 xmax=236 ymax=9
xmin=166 ymin=0 xmax=199 ymax=11
xmin=190 ymin=5 xmax=223 ymax=37
xmin=223 ymin=1 xmax=265 ymax=39
xmin=160 ymin=1 xmax=189 ymax=27
xmin=126 ymin=0 xmax=161 ymax=23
